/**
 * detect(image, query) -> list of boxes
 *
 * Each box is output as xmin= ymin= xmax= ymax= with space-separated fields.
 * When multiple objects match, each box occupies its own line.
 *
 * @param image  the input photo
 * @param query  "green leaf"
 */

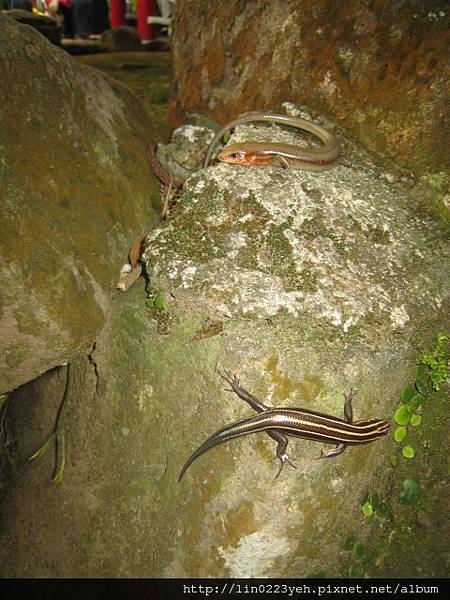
xmin=352 ymin=541 xmax=367 ymax=559
xmin=394 ymin=426 xmax=407 ymax=443
xmin=52 ymin=424 xmax=66 ymax=484
xmin=394 ymin=405 xmax=412 ymax=426
xmin=154 ymin=294 xmax=165 ymax=310
xmin=402 ymin=445 xmax=415 ymax=459
xmin=390 ymin=455 xmax=397 ymax=467
xmin=407 ymin=394 xmax=425 ymax=412
xmin=145 ymin=297 xmax=154 ymax=307
xmin=342 ymin=534 xmax=357 ymax=551
xmin=415 ymin=364 xmax=430 ymax=392
xmin=421 ymin=333 xmax=450 ymax=391
xmin=410 ymin=414 xmax=422 ymax=427
xmin=349 ymin=564 xmax=365 ymax=578
xmin=28 ymin=433 xmax=55 ymax=461
xmin=401 ymin=384 xmax=415 ymax=402
xmin=362 ymin=501 xmax=373 ymax=517
xmin=399 ymin=479 xmax=420 ymax=505
xmin=368 ymin=491 xmax=380 ymax=511
xmin=377 ymin=502 xmax=391 ymax=519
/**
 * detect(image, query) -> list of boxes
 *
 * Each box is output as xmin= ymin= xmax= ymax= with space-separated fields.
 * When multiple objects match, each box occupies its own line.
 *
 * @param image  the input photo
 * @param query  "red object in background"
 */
xmin=110 ymin=0 xmax=126 ymax=28
xmin=138 ymin=0 xmax=157 ymax=42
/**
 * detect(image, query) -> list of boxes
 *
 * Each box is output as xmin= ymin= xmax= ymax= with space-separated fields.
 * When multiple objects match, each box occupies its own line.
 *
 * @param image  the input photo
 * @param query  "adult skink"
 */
xmin=203 ymin=112 xmax=340 ymax=171
xmin=179 ymin=371 xmax=389 ymax=481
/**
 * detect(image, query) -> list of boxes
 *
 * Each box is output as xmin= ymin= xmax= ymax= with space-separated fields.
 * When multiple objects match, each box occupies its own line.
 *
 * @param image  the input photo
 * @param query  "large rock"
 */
xmin=101 ymin=26 xmax=142 ymax=52
xmin=1 ymin=105 xmax=448 ymax=577
xmin=169 ymin=0 xmax=450 ymax=176
xmin=0 ymin=14 xmax=160 ymax=395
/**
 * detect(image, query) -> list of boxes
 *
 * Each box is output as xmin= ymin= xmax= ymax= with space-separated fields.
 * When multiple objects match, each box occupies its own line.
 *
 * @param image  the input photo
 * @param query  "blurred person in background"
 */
xmin=72 ymin=0 xmax=92 ymax=38
xmin=58 ymin=0 xmax=74 ymax=37
xmin=90 ymin=0 xmax=108 ymax=35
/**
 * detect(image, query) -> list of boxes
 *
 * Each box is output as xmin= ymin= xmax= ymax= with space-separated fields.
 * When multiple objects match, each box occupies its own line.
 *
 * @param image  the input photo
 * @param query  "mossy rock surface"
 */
xmin=0 ymin=14 xmax=160 ymax=394
xmin=0 ymin=101 xmax=448 ymax=576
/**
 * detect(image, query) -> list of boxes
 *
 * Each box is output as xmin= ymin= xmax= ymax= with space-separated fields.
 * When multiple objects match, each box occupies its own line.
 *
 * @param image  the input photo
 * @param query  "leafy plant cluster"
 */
xmin=392 ymin=332 xmax=449 ymax=463
xmin=145 ymin=286 xmax=165 ymax=310
xmin=342 ymin=333 xmax=449 ymax=577
xmin=361 ymin=490 xmax=390 ymax=519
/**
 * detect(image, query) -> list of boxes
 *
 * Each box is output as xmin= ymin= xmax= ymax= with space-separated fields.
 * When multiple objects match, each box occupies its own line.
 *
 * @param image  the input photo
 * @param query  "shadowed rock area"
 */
xmin=0 ymin=14 xmax=160 ymax=395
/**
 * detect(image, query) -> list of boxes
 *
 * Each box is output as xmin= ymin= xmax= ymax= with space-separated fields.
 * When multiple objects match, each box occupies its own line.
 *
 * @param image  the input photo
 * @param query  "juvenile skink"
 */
xmin=146 ymin=144 xmax=183 ymax=195
xmin=146 ymin=144 xmax=183 ymax=219
xmin=203 ymin=112 xmax=340 ymax=171
xmin=179 ymin=371 xmax=389 ymax=481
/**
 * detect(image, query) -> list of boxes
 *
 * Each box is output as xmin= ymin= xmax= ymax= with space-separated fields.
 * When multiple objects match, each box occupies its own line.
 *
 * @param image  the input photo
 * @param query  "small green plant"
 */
xmin=145 ymin=286 xmax=165 ymax=310
xmin=361 ymin=491 xmax=390 ymax=520
xmin=421 ymin=332 xmax=450 ymax=391
xmin=394 ymin=426 xmax=407 ymax=442
xmin=419 ymin=172 xmax=449 ymax=224
xmin=352 ymin=540 xmax=367 ymax=559
xmin=348 ymin=564 xmax=365 ymax=578
xmin=28 ymin=364 xmax=70 ymax=483
xmin=342 ymin=534 xmax=357 ymax=551
xmin=392 ymin=332 xmax=449 ymax=462
xmin=410 ymin=415 xmax=422 ymax=427
xmin=341 ymin=535 xmax=371 ymax=578
xmin=401 ymin=445 xmax=415 ymax=459
xmin=399 ymin=479 xmax=421 ymax=505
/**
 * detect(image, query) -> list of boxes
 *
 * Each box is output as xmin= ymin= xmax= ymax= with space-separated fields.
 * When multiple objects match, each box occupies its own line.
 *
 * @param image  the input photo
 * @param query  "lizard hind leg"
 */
xmin=319 ymin=388 xmax=356 ymax=459
xmin=273 ymin=435 xmax=297 ymax=478
xmin=275 ymin=155 xmax=290 ymax=170
xmin=319 ymin=442 xmax=346 ymax=459
xmin=344 ymin=388 xmax=356 ymax=423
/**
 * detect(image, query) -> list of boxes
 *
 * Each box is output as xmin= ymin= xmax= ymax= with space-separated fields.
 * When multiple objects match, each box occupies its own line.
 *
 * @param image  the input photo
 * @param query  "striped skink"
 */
xmin=179 ymin=370 xmax=389 ymax=481
xmin=203 ymin=112 xmax=340 ymax=172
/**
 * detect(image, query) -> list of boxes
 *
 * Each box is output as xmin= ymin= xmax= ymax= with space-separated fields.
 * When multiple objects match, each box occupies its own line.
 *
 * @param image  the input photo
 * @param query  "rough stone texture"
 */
xmin=101 ymin=26 xmax=142 ymax=52
xmin=0 ymin=14 xmax=160 ymax=395
xmin=1 ymin=105 xmax=447 ymax=577
xmin=169 ymin=0 xmax=450 ymax=176
xmin=140 ymin=108 xmax=448 ymax=576
xmin=3 ymin=9 xmax=62 ymax=45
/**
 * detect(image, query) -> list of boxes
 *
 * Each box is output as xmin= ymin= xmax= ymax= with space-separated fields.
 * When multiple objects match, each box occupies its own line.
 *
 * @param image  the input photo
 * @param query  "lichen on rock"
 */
xmin=145 ymin=105 xmax=449 ymax=344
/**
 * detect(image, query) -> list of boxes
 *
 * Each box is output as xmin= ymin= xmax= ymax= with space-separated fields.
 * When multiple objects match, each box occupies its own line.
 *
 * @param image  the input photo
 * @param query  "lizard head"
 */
xmin=218 ymin=143 xmax=271 ymax=166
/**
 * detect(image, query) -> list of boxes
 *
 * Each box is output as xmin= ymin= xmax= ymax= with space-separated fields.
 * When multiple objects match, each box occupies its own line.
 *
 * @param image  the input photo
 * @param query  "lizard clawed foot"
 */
xmin=318 ymin=443 xmax=347 ymax=459
xmin=272 ymin=453 xmax=297 ymax=479
xmin=216 ymin=367 xmax=240 ymax=391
